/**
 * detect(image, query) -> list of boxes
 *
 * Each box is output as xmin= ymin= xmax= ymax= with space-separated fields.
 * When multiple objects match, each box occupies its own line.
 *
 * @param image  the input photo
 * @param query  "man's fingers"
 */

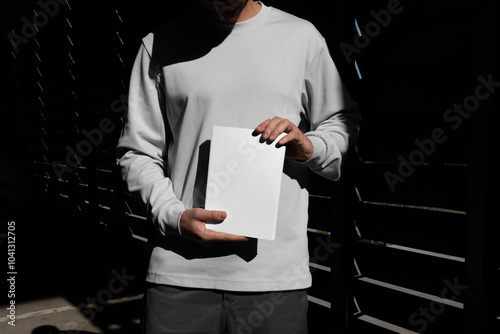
xmin=253 ymin=117 xmax=313 ymax=160
xmin=261 ymin=117 xmax=285 ymax=141
xmin=203 ymin=229 xmax=248 ymax=243
xmin=255 ymin=119 xmax=272 ymax=133
xmin=193 ymin=209 xmax=227 ymax=222
xmin=179 ymin=208 xmax=250 ymax=246
xmin=270 ymin=122 xmax=294 ymax=142
xmin=277 ymin=130 xmax=298 ymax=146
xmin=256 ymin=117 xmax=295 ymax=141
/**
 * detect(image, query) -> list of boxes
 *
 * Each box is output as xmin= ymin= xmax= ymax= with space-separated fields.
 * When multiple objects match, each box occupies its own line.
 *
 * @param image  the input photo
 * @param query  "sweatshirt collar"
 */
xmin=202 ymin=1 xmax=271 ymax=36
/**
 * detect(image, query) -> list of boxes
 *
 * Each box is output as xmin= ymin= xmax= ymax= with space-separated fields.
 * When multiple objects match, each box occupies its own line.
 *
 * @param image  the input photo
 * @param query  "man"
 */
xmin=116 ymin=0 xmax=360 ymax=333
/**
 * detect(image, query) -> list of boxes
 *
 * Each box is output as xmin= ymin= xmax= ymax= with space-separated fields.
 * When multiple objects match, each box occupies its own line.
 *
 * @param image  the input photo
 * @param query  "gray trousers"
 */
xmin=142 ymin=284 xmax=308 ymax=334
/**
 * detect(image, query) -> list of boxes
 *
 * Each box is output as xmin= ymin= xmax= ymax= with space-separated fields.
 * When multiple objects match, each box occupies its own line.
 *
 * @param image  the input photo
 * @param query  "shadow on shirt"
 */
xmin=149 ymin=16 xmax=260 ymax=261
xmin=148 ymin=8 xmax=311 ymax=262
xmin=150 ymin=7 xmax=235 ymax=70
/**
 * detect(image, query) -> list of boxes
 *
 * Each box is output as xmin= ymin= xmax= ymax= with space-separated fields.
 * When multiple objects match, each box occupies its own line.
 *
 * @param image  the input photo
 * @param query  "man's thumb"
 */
xmin=205 ymin=210 xmax=227 ymax=221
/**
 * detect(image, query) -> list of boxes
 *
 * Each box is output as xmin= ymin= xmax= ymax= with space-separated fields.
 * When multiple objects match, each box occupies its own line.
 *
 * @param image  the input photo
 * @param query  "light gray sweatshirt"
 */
xmin=116 ymin=2 xmax=359 ymax=292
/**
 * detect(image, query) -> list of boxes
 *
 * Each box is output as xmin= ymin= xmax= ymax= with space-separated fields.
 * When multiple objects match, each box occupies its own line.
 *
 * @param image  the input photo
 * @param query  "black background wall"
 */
xmin=0 ymin=0 xmax=496 ymax=333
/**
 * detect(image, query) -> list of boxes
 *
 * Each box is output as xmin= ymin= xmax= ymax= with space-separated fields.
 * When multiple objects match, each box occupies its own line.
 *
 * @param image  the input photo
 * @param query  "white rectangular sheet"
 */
xmin=205 ymin=125 xmax=286 ymax=240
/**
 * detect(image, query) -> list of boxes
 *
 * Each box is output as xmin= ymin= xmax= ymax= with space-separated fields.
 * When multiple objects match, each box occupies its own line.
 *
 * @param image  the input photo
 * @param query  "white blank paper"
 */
xmin=205 ymin=125 xmax=286 ymax=240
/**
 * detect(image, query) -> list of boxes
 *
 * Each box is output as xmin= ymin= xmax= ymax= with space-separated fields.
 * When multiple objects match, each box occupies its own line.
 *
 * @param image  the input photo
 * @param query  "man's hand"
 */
xmin=255 ymin=117 xmax=314 ymax=161
xmin=179 ymin=208 xmax=248 ymax=246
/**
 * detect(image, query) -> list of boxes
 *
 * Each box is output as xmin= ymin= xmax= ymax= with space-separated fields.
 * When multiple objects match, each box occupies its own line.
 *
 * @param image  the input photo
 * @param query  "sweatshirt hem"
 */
xmin=145 ymin=273 xmax=312 ymax=292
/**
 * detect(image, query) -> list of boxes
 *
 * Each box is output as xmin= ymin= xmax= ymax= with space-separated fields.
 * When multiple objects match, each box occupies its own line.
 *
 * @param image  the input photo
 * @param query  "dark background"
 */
xmin=0 ymin=0 xmax=496 ymax=333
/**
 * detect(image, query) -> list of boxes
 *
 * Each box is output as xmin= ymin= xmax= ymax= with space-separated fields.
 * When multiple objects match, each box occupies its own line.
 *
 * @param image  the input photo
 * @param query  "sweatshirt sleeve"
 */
xmin=116 ymin=36 xmax=185 ymax=236
xmin=300 ymin=39 xmax=360 ymax=181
